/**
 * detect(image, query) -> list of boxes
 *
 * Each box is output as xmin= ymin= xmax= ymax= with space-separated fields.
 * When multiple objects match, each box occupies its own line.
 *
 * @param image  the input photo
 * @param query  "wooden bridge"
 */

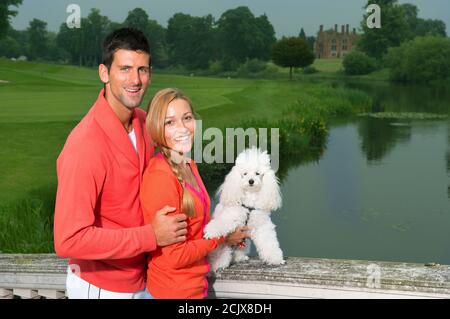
xmin=0 ymin=254 xmax=449 ymax=299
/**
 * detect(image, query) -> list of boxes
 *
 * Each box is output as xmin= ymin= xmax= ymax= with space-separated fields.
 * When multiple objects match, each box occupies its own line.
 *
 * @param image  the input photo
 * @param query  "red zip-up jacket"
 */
xmin=54 ymin=89 xmax=156 ymax=293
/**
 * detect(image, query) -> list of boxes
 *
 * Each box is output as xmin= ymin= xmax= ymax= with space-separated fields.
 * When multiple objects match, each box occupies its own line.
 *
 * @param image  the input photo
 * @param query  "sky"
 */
xmin=10 ymin=0 xmax=450 ymax=37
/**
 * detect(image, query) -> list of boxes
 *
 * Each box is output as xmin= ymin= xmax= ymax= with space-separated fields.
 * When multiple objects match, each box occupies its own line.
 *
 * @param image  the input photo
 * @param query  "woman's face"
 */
xmin=164 ymin=98 xmax=195 ymax=154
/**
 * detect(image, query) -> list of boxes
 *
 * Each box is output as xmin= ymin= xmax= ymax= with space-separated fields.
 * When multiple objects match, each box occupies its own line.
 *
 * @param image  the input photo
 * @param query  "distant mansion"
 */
xmin=314 ymin=24 xmax=359 ymax=59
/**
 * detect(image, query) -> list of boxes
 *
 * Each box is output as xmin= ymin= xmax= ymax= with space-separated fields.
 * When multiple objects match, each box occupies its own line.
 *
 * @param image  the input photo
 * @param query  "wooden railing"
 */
xmin=0 ymin=254 xmax=449 ymax=299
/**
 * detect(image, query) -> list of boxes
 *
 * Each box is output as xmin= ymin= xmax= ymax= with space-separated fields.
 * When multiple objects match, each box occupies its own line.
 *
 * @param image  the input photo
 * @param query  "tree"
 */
xmin=123 ymin=8 xmax=167 ymax=68
xmin=84 ymin=9 xmax=110 ymax=66
xmin=343 ymin=51 xmax=377 ymax=75
xmin=401 ymin=3 xmax=419 ymax=39
xmin=272 ymin=37 xmax=315 ymax=80
xmin=299 ymin=28 xmax=306 ymax=40
xmin=0 ymin=0 xmax=22 ymax=38
xmin=146 ymin=18 xmax=167 ymax=68
xmin=56 ymin=9 xmax=110 ymax=66
xmin=27 ymin=19 xmax=48 ymax=60
xmin=401 ymin=3 xmax=447 ymax=37
xmin=123 ymin=8 xmax=149 ymax=31
xmin=306 ymin=36 xmax=316 ymax=51
xmin=167 ymin=13 xmax=216 ymax=69
xmin=358 ymin=0 xmax=411 ymax=59
xmin=0 ymin=36 xmax=21 ymax=58
xmin=415 ymin=19 xmax=447 ymax=37
xmin=0 ymin=27 xmax=26 ymax=58
xmin=298 ymin=27 xmax=315 ymax=50
xmin=217 ymin=6 xmax=275 ymax=69
xmin=252 ymin=14 xmax=276 ymax=61
xmin=385 ymin=36 xmax=450 ymax=83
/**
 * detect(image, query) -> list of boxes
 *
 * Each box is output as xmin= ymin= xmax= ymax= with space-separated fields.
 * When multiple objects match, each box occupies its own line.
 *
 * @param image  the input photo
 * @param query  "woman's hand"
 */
xmin=225 ymin=226 xmax=250 ymax=246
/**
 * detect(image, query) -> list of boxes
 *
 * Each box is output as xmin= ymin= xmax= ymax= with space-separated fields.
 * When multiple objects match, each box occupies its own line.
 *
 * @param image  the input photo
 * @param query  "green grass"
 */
xmin=312 ymin=58 xmax=344 ymax=73
xmin=0 ymin=58 xmax=372 ymax=252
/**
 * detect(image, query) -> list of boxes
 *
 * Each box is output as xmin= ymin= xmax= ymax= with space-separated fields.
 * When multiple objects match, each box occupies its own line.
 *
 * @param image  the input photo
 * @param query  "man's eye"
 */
xmin=139 ymin=68 xmax=149 ymax=74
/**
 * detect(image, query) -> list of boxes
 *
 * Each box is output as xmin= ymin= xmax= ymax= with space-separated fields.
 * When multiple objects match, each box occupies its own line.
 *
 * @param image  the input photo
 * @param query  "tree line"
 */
xmin=1 ymin=4 xmax=312 ymax=72
xmin=344 ymin=0 xmax=449 ymax=84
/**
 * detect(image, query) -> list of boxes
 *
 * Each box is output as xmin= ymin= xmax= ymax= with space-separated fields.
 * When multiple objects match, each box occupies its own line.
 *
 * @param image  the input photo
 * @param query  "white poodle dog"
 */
xmin=204 ymin=147 xmax=284 ymax=271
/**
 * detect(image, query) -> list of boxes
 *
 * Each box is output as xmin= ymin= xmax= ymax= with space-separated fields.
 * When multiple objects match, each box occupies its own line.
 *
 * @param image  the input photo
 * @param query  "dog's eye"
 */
xmin=256 ymin=172 xmax=260 ymax=176
xmin=243 ymin=173 xmax=247 ymax=176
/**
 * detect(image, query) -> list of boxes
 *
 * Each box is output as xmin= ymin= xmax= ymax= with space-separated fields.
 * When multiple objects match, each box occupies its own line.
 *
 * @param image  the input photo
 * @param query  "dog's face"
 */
xmin=235 ymin=148 xmax=272 ymax=193
xmin=238 ymin=166 xmax=264 ymax=192
xmin=219 ymin=147 xmax=281 ymax=210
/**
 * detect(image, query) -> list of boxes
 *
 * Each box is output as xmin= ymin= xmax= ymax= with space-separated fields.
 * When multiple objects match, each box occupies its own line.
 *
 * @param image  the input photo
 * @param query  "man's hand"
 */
xmin=151 ymin=206 xmax=187 ymax=246
xmin=225 ymin=226 xmax=250 ymax=246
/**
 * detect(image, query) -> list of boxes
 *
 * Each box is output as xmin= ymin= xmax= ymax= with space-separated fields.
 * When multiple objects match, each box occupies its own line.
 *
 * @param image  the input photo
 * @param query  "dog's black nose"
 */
xmin=249 ymin=179 xmax=254 ymax=185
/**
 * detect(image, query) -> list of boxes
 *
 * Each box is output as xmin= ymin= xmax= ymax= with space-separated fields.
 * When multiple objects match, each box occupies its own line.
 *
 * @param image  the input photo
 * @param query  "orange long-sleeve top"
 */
xmin=140 ymin=153 xmax=225 ymax=299
xmin=53 ymin=89 xmax=156 ymax=293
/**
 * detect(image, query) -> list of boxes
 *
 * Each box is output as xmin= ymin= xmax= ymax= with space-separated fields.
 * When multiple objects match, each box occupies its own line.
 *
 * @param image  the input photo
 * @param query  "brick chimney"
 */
xmin=353 ymin=28 xmax=356 ymax=34
xmin=334 ymin=24 xmax=338 ymax=32
xmin=346 ymin=24 xmax=349 ymax=34
xmin=320 ymin=25 xmax=323 ymax=33
xmin=341 ymin=25 xmax=345 ymax=34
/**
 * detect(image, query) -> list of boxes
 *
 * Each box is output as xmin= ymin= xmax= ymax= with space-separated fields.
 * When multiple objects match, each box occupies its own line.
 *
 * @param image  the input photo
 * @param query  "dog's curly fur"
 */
xmin=204 ymin=147 xmax=284 ymax=271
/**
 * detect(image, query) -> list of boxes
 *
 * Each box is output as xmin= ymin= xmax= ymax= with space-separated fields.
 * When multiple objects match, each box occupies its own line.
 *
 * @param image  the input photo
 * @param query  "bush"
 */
xmin=208 ymin=60 xmax=224 ymax=74
xmin=343 ymin=51 xmax=377 ymax=75
xmin=245 ymin=59 xmax=267 ymax=73
xmin=384 ymin=36 xmax=450 ymax=83
xmin=303 ymin=66 xmax=318 ymax=74
xmin=236 ymin=59 xmax=267 ymax=77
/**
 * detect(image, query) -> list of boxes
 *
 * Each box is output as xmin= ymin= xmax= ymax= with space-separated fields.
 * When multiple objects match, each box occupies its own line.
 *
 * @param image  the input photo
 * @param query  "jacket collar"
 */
xmin=92 ymin=89 xmax=142 ymax=168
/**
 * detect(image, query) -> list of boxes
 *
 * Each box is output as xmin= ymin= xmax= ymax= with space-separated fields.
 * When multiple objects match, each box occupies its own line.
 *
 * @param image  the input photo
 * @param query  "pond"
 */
xmin=266 ymin=81 xmax=450 ymax=264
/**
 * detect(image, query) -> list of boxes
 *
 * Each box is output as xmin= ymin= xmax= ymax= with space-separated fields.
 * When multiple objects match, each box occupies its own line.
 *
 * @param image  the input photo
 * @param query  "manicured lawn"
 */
xmin=0 ymin=58 xmax=371 ymax=252
xmin=0 ymin=58 xmax=356 ymax=202
xmin=312 ymin=58 xmax=343 ymax=73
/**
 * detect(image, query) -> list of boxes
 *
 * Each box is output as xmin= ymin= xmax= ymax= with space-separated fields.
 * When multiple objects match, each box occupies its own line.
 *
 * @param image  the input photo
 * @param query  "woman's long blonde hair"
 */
xmin=146 ymin=88 xmax=197 ymax=218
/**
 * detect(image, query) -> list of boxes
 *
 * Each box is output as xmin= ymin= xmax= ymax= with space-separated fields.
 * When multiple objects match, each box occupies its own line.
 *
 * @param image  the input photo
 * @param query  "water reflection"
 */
xmin=357 ymin=117 xmax=411 ymax=163
xmin=345 ymin=81 xmax=450 ymax=114
xmin=275 ymin=119 xmax=450 ymax=264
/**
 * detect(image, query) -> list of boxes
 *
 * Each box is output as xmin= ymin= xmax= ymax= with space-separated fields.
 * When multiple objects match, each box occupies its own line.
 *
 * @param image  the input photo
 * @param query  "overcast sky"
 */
xmin=10 ymin=0 xmax=450 ymax=37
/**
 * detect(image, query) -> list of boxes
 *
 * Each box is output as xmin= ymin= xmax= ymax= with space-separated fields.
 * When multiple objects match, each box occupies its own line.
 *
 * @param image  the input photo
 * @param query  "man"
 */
xmin=53 ymin=28 xmax=188 ymax=299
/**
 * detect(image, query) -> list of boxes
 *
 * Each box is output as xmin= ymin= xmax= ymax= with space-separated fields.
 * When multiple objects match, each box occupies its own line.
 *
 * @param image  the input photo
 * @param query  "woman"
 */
xmin=140 ymin=88 xmax=247 ymax=299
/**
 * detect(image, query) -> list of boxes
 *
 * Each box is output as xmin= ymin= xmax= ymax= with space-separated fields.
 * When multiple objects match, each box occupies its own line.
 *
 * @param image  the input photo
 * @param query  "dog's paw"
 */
xmin=210 ymin=259 xmax=231 ymax=272
xmin=233 ymin=254 xmax=249 ymax=263
xmin=203 ymin=222 xmax=222 ymax=239
xmin=265 ymin=258 xmax=285 ymax=266
xmin=259 ymin=253 xmax=285 ymax=266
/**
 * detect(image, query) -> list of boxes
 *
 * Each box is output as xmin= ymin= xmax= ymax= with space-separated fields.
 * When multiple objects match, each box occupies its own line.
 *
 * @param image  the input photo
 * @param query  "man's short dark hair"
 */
xmin=102 ymin=27 xmax=151 ymax=70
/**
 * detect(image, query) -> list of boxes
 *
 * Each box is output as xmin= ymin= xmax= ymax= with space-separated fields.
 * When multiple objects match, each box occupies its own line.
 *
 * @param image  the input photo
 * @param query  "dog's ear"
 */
xmin=217 ymin=166 xmax=242 ymax=205
xmin=258 ymin=170 xmax=282 ymax=211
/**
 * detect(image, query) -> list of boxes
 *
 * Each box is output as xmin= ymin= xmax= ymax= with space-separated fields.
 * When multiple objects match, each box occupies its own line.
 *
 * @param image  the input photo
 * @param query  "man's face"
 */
xmin=101 ymin=49 xmax=151 ymax=110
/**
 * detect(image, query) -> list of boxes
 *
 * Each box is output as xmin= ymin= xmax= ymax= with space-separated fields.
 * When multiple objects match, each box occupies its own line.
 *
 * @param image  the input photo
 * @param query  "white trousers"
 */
xmin=66 ymin=266 xmax=152 ymax=299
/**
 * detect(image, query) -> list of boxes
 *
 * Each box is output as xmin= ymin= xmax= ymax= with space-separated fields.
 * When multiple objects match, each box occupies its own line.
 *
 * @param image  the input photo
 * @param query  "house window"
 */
xmin=332 ymin=45 xmax=337 ymax=51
